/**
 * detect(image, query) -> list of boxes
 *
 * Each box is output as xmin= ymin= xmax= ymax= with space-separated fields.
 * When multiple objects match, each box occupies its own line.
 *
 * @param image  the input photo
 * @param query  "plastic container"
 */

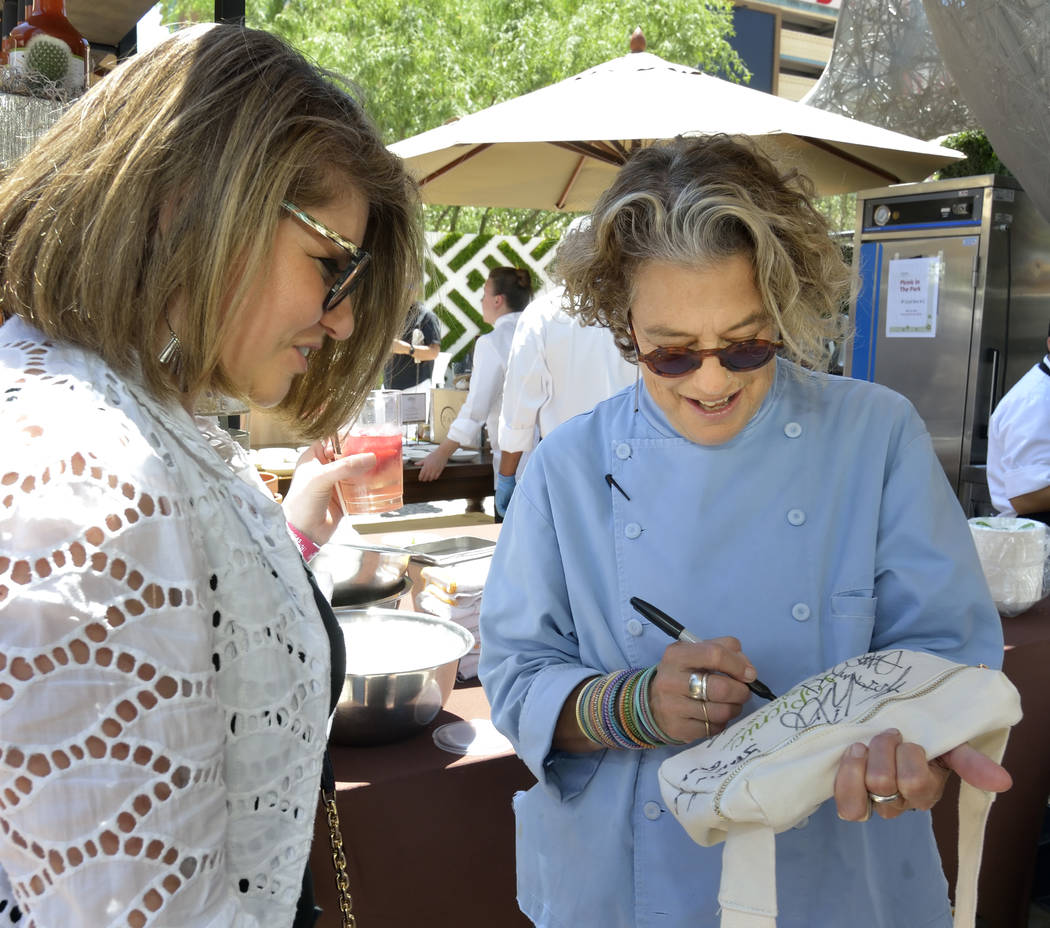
xmin=969 ymin=516 xmax=1050 ymax=616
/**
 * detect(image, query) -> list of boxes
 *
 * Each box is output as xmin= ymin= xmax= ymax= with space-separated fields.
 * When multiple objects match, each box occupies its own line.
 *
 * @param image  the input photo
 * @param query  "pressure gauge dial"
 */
xmin=873 ymin=204 xmax=892 ymax=227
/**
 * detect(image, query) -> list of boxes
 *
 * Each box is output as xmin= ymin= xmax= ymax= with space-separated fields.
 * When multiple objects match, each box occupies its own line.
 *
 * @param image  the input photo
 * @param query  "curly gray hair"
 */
xmin=556 ymin=135 xmax=850 ymax=371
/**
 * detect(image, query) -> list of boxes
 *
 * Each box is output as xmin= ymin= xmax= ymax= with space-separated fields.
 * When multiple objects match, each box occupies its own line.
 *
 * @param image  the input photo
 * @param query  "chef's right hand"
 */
xmin=648 ymin=638 xmax=756 ymax=744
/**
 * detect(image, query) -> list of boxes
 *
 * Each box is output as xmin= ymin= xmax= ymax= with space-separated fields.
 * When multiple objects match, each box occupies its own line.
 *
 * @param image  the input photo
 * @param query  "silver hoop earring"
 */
xmin=158 ymin=315 xmax=187 ymax=392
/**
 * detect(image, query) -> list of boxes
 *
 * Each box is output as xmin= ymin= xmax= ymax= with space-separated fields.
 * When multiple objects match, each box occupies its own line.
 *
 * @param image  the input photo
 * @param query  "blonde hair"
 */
xmin=0 ymin=24 xmax=422 ymax=439
xmin=556 ymin=135 xmax=849 ymax=371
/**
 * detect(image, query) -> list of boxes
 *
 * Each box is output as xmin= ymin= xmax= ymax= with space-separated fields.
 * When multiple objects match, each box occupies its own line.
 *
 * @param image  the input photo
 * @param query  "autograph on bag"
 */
xmin=678 ymin=650 xmax=918 ymax=784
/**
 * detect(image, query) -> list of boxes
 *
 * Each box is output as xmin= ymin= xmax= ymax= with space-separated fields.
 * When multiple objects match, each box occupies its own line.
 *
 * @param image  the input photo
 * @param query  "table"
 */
xmin=308 ymin=678 xmax=535 ymax=927
xmin=309 ymin=522 xmax=533 ymax=927
xmin=931 ymin=599 xmax=1050 ymax=927
xmin=402 ymin=451 xmax=494 ymax=509
xmin=270 ymin=451 xmax=495 ymax=510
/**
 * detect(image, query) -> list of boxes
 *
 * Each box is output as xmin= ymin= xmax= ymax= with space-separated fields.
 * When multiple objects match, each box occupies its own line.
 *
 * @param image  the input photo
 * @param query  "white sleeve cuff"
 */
xmin=499 ymin=423 xmax=537 ymax=453
xmin=1001 ymin=464 xmax=1050 ymax=503
xmin=446 ymin=418 xmax=481 ymax=447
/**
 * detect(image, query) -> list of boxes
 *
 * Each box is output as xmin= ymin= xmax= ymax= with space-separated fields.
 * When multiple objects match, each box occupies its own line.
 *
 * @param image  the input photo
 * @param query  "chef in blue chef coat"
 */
xmin=479 ymin=135 xmax=1011 ymax=928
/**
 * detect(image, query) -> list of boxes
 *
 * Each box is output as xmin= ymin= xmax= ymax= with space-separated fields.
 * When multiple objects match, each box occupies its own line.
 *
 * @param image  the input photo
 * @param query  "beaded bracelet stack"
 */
xmin=575 ymin=666 xmax=685 ymax=749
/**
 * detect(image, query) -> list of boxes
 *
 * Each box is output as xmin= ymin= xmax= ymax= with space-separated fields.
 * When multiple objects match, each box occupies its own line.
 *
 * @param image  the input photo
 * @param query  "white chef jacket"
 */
xmin=446 ymin=311 xmax=524 ymax=482
xmin=0 ymin=317 xmax=331 ymax=927
xmin=987 ymin=356 xmax=1050 ymax=514
xmin=498 ymin=287 xmax=635 ymax=454
xmin=480 ymin=359 xmax=1002 ymax=928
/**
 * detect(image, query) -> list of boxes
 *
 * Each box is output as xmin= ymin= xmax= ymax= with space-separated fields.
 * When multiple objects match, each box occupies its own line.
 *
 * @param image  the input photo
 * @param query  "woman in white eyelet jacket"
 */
xmin=479 ymin=136 xmax=1008 ymax=928
xmin=1 ymin=326 xmax=333 ymax=925
xmin=0 ymin=23 xmax=421 ymax=928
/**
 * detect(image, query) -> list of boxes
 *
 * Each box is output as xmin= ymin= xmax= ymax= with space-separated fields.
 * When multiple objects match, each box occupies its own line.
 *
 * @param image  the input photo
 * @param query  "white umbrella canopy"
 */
xmin=390 ymin=50 xmax=964 ymax=210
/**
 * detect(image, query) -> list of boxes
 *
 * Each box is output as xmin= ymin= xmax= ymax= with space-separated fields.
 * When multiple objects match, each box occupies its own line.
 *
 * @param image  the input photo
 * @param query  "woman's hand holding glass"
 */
xmin=281 ymin=439 xmax=377 ymax=546
xmin=833 ymin=728 xmax=1013 ymax=823
xmin=649 ymin=637 xmax=757 ymax=744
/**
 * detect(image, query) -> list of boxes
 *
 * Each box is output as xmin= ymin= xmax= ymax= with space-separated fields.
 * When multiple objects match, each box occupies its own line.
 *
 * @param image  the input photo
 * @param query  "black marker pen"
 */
xmin=629 ymin=595 xmax=776 ymax=701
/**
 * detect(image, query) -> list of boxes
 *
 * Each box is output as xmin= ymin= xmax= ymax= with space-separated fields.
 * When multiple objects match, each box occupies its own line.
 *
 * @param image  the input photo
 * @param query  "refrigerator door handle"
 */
xmin=987 ymin=347 xmax=1001 ymax=423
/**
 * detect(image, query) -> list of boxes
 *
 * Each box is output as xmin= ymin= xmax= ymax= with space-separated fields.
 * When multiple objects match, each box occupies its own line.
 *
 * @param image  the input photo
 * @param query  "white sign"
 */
xmin=886 ymin=256 xmax=940 ymax=338
xmin=398 ymin=391 xmax=427 ymax=424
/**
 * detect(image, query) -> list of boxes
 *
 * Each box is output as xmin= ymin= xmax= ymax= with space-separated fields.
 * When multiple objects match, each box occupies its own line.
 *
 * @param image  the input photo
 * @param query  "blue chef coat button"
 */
xmin=784 ymin=421 xmax=802 ymax=438
xmin=643 ymin=801 xmax=662 ymax=820
xmin=626 ymin=618 xmax=644 ymax=637
xmin=791 ymin=603 xmax=811 ymax=622
xmin=787 ymin=508 xmax=806 ymax=526
xmin=615 ymin=442 xmax=632 ymax=460
xmin=624 ymin=522 xmax=642 ymax=539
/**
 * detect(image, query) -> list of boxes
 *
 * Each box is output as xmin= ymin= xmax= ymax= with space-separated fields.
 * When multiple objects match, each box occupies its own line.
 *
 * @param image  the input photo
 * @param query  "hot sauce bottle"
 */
xmin=7 ymin=0 xmax=90 ymax=93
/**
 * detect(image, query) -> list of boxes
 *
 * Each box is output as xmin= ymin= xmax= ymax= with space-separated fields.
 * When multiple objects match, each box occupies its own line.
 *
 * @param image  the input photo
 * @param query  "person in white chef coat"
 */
xmin=479 ymin=135 xmax=1009 ymax=928
xmin=987 ymin=324 xmax=1050 ymax=522
xmin=419 ymin=266 xmax=533 ymax=489
xmin=494 ymin=282 xmax=635 ymax=517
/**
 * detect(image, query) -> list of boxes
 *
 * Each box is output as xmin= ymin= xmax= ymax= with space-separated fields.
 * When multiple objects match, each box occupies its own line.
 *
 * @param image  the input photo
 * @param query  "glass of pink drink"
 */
xmin=336 ymin=391 xmax=403 ymax=514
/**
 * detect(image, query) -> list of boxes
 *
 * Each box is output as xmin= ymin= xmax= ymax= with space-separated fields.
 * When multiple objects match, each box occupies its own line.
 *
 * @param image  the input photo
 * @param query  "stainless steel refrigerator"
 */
xmin=845 ymin=175 xmax=1050 ymax=516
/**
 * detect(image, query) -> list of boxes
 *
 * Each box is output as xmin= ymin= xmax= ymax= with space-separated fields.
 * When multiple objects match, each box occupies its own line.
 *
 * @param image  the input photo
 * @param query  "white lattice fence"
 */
xmin=422 ymin=231 xmax=559 ymax=364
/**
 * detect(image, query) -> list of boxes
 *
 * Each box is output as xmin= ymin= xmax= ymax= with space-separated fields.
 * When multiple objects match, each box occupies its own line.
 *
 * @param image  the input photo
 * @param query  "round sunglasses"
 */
xmin=633 ymin=337 xmax=783 ymax=377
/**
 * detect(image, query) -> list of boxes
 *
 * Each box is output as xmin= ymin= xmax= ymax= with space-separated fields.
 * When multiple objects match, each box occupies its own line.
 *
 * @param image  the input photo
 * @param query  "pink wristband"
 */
xmin=287 ymin=523 xmax=320 ymax=562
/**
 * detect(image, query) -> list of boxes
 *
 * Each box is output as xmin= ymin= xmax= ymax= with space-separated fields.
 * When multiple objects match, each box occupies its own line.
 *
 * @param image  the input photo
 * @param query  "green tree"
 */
xmin=159 ymin=0 xmax=745 ymax=234
xmin=813 ymin=193 xmax=857 ymax=238
xmin=937 ymin=129 xmax=1012 ymax=180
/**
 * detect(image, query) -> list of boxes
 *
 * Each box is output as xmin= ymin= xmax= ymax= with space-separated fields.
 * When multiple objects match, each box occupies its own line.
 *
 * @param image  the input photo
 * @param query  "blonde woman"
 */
xmin=0 ymin=24 xmax=420 ymax=927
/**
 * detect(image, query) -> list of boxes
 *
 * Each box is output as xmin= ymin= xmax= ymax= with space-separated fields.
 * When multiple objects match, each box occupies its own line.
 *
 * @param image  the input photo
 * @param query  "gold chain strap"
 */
xmin=322 ymin=787 xmax=357 ymax=928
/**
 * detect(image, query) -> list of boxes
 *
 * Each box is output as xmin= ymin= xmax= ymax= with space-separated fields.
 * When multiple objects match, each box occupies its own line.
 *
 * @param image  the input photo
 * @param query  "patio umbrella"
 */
xmin=389 ymin=49 xmax=964 ymax=211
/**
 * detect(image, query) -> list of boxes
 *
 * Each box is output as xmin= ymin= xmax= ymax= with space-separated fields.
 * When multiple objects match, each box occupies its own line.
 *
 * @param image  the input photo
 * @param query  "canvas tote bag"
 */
xmin=657 ymin=649 xmax=1022 ymax=928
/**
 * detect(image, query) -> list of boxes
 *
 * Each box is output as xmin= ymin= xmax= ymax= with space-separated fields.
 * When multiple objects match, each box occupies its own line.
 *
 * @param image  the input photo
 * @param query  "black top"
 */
xmin=293 ymin=562 xmax=347 ymax=928
xmin=384 ymin=305 xmax=441 ymax=390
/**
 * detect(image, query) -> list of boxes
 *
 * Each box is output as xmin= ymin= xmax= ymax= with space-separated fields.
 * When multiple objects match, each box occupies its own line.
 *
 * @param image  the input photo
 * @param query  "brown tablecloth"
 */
xmin=309 ymin=679 xmax=535 ymax=927
xmin=932 ymin=599 xmax=1050 ymax=927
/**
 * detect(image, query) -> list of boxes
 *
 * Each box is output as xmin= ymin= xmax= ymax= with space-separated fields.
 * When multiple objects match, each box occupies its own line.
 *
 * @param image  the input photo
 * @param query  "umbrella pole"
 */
xmin=420 ymin=143 xmax=493 ymax=188
xmin=556 ymin=155 xmax=587 ymax=210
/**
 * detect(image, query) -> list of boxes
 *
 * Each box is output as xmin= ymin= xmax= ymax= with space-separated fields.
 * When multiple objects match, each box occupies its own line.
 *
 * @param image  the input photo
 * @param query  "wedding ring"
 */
xmin=687 ymin=671 xmax=709 ymax=702
xmin=699 ymin=697 xmax=711 ymax=740
xmin=868 ymin=791 xmax=901 ymax=804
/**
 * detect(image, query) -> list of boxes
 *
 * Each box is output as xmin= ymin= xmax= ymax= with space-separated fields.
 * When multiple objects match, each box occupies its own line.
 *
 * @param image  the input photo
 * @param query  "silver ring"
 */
xmin=687 ymin=671 xmax=708 ymax=702
xmin=868 ymin=791 xmax=901 ymax=804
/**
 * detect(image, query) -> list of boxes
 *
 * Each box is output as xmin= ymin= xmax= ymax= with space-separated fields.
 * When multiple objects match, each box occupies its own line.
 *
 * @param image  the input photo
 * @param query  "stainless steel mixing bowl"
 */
xmin=311 ymin=542 xmax=411 ymax=607
xmin=333 ymin=575 xmax=413 ymax=610
xmin=331 ymin=608 xmax=475 ymax=746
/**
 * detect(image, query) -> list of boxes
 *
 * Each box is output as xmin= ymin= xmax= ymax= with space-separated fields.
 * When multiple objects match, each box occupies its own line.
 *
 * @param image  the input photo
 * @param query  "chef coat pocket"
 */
xmin=540 ymin=749 xmax=602 ymax=801
xmin=824 ymin=590 xmax=877 ymax=665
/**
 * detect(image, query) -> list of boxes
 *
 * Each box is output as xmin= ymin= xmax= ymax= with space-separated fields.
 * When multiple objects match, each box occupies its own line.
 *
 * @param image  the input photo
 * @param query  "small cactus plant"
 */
xmin=25 ymin=33 xmax=72 ymax=84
